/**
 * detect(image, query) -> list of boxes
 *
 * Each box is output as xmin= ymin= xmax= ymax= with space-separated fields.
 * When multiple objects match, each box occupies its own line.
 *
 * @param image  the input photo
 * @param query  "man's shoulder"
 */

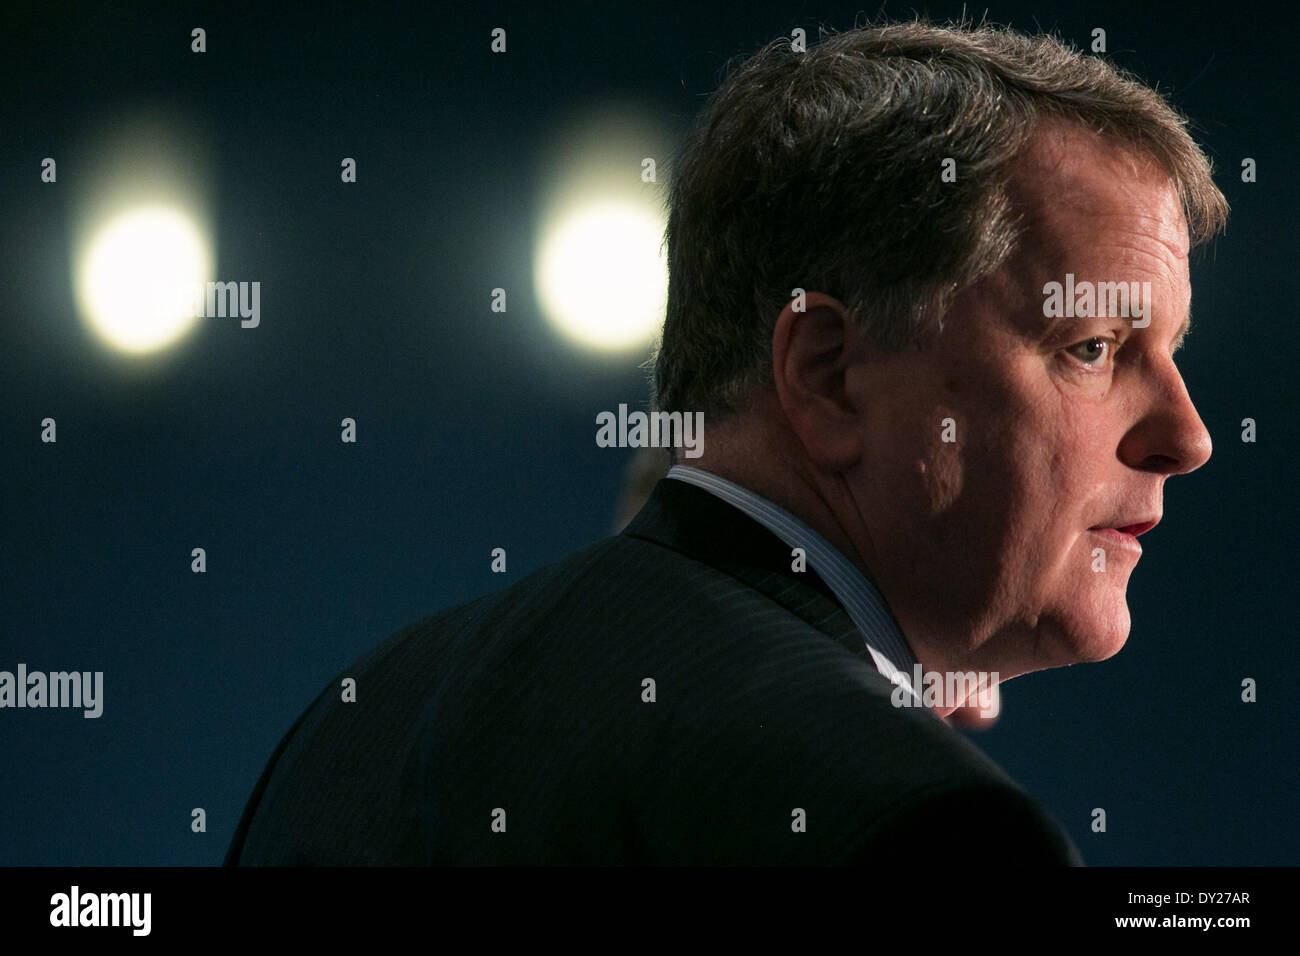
xmin=368 ymin=526 xmax=832 ymax=659
xmin=622 ymin=643 xmax=1074 ymax=862
xmin=228 ymin=530 xmax=1078 ymax=865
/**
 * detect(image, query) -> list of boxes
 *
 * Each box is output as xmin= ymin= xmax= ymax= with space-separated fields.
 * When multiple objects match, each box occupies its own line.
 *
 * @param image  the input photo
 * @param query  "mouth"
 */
xmin=1090 ymin=527 xmax=1140 ymax=544
xmin=1114 ymin=520 xmax=1157 ymax=537
xmin=1087 ymin=521 xmax=1156 ymax=553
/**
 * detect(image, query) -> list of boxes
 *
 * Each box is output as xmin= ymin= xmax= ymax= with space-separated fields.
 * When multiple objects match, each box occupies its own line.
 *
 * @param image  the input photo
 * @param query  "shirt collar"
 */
xmin=666 ymin=465 xmax=919 ymax=696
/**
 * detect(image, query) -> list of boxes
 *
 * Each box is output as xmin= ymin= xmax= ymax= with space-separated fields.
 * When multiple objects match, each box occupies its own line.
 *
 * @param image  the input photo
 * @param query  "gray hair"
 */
xmin=652 ymin=19 xmax=1229 ymax=418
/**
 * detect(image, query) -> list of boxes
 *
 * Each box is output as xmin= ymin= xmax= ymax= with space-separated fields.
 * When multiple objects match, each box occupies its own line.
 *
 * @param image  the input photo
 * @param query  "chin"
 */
xmin=1028 ymin=556 xmax=1135 ymax=666
xmin=1055 ymin=600 xmax=1132 ymax=664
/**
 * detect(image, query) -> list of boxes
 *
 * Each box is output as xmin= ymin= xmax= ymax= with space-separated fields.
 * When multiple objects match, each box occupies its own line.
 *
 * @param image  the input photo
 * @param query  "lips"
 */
xmin=1090 ymin=527 xmax=1142 ymax=553
xmin=1086 ymin=515 xmax=1159 ymax=561
xmin=1090 ymin=516 xmax=1160 ymax=537
xmin=1115 ymin=520 xmax=1157 ymax=536
xmin=1086 ymin=514 xmax=1159 ymax=556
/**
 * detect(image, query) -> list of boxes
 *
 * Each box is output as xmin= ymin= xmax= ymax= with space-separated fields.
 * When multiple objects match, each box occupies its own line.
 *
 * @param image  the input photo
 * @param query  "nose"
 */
xmin=1118 ymin=358 xmax=1213 ymax=475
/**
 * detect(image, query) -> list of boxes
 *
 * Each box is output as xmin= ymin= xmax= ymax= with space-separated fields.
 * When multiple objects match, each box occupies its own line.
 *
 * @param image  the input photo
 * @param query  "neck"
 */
xmin=682 ymin=398 xmax=882 ymax=590
xmin=681 ymin=398 xmax=995 ymax=697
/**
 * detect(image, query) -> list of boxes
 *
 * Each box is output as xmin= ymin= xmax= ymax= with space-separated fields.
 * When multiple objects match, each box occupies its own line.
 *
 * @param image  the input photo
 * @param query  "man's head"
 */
xmin=653 ymin=21 xmax=1228 ymax=689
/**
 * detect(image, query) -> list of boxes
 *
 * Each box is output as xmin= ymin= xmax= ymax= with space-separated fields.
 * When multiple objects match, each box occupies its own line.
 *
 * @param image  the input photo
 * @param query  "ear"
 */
xmin=770 ymin=292 xmax=865 ymax=471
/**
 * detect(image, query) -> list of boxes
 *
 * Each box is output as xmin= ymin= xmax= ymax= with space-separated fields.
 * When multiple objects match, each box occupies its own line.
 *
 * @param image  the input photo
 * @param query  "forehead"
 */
xmin=972 ymin=120 xmax=1193 ymax=338
xmin=1007 ymin=120 xmax=1191 ymax=268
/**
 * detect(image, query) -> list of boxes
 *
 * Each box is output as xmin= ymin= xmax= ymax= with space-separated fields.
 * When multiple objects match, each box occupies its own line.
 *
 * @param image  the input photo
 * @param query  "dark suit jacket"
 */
xmin=226 ymin=477 xmax=1082 ymax=865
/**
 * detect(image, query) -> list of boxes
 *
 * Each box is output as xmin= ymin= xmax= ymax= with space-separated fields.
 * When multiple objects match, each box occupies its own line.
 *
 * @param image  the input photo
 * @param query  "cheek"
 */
xmin=917 ymin=439 xmax=963 ymax=514
xmin=998 ymin=390 xmax=1098 ymax=519
xmin=962 ymin=429 xmax=1083 ymax=589
xmin=1015 ymin=440 xmax=1112 ymax=599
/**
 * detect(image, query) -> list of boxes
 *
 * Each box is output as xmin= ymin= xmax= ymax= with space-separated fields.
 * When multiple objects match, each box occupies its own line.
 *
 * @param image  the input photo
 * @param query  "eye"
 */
xmin=1064 ymin=336 xmax=1118 ymax=369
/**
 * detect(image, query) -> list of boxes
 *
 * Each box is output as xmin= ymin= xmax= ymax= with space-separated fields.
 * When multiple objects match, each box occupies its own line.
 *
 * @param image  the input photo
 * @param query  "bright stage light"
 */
xmin=535 ymin=200 xmax=668 ymax=352
xmin=76 ymin=205 xmax=212 ymax=354
xmin=531 ymin=104 xmax=673 ymax=355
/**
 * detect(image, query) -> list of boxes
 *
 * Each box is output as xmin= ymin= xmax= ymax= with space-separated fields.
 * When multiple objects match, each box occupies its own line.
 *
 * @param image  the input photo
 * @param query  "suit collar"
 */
xmin=621 ymin=478 xmax=879 ymax=670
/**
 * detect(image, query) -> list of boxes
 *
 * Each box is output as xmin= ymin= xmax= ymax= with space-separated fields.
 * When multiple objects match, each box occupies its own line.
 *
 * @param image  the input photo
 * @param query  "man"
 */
xmin=227 ymin=20 xmax=1226 ymax=865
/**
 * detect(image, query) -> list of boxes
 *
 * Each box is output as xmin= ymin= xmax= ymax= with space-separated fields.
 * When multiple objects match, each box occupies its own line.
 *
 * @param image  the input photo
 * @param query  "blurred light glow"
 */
xmin=535 ymin=200 xmax=668 ymax=351
xmin=532 ymin=104 xmax=673 ymax=355
xmin=76 ymin=205 xmax=212 ymax=354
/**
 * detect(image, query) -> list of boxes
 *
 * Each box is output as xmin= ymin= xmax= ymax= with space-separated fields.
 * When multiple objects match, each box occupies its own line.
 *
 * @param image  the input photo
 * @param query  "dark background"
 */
xmin=1 ymin=0 xmax=1295 ymax=866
